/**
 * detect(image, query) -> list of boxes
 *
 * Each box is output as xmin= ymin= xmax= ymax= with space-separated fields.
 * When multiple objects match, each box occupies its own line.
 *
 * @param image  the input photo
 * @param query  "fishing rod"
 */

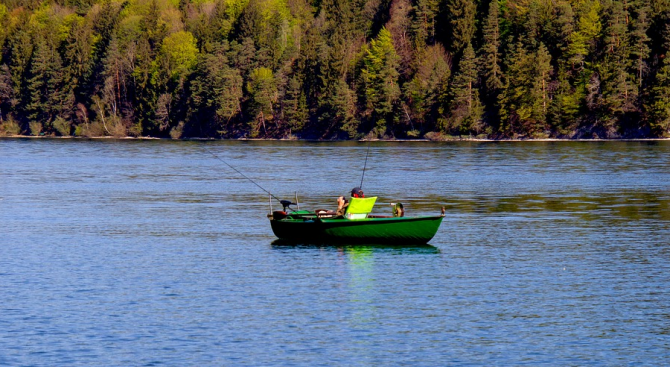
xmin=359 ymin=143 xmax=371 ymax=189
xmin=202 ymin=144 xmax=297 ymax=211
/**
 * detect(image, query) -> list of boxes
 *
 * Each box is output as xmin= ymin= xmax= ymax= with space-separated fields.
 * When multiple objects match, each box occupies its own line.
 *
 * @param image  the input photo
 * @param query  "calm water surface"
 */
xmin=1 ymin=139 xmax=669 ymax=366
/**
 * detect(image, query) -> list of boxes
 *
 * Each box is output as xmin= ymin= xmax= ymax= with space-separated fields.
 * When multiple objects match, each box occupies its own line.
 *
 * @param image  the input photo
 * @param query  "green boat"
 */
xmin=268 ymin=197 xmax=444 ymax=244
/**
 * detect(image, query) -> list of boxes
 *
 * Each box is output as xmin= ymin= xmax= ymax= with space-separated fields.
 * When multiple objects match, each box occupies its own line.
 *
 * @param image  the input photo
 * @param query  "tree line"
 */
xmin=0 ymin=0 xmax=669 ymax=140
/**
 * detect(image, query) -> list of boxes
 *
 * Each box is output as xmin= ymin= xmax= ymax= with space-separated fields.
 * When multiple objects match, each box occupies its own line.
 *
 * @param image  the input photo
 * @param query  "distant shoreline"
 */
xmin=1 ymin=135 xmax=669 ymax=142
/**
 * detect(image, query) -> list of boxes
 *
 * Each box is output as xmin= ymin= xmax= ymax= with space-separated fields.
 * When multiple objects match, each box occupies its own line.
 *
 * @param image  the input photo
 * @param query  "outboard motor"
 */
xmin=280 ymin=200 xmax=296 ymax=212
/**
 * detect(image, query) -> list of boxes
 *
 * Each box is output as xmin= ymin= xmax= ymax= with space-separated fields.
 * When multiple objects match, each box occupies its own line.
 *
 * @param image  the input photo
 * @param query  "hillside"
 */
xmin=0 ymin=0 xmax=669 ymax=139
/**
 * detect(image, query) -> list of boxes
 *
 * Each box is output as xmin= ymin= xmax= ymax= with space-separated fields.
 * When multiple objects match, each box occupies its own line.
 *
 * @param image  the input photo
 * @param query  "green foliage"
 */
xmin=446 ymin=43 xmax=483 ymax=135
xmin=499 ymin=41 xmax=552 ymax=136
xmin=447 ymin=0 xmax=476 ymax=53
xmin=0 ymin=115 xmax=21 ymax=136
xmin=411 ymin=0 xmax=440 ymax=48
xmin=568 ymin=0 xmax=602 ymax=67
xmin=404 ymin=44 xmax=450 ymax=133
xmin=189 ymin=44 xmax=243 ymax=136
xmin=480 ymin=0 xmax=503 ymax=111
xmin=25 ymin=37 xmax=70 ymax=128
xmin=320 ymin=78 xmax=358 ymax=139
xmin=159 ymin=31 xmax=199 ymax=79
xmin=247 ymin=67 xmax=277 ymax=137
xmin=361 ymin=27 xmax=400 ymax=137
xmin=548 ymin=66 xmax=585 ymax=135
xmin=630 ymin=7 xmax=651 ymax=88
xmin=0 ymin=0 xmax=666 ymax=139
xmin=282 ymin=74 xmax=308 ymax=136
xmin=53 ymin=116 xmax=72 ymax=136
xmin=648 ymin=63 xmax=670 ymax=136
xmin=0 ymin=3 xmax=8 ymax=52
xmin=29 ymin=121 xmax=42 ymax=136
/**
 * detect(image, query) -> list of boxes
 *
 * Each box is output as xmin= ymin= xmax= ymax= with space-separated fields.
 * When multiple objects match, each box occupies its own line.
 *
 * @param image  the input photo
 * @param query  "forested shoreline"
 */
xmin=0 ymin=0 xmax=669 ymax=140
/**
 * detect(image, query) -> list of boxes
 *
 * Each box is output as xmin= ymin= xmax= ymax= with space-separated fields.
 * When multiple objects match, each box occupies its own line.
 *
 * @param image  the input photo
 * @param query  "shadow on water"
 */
xmin=270 ymin=239 xmax=440 ymax=254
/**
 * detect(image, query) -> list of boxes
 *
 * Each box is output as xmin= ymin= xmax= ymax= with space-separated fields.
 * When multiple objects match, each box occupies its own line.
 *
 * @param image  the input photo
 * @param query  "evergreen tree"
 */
xmin=0 ymin=4 xmax=7 ymax=49
xmin=647 ymin=62 xmax=670 ymax=136
xmin=282 ymin=74 xmax=309 ymax=137
xmin=447 ymin=43 xmax=483 ymax=134
xmin=62 ymin=15 xmax=94 ymax=110
xmin=411 ymin=0 xmax=440 ymax=48
xmin=318 ymin=78 xmax=357 ymax=138
xmin=446 ymin=0 xmax=476 ymax=53
xmin=1 ymin=0 xmax=670 ymax=139
xmin=549 ymin=66 xmax=586 ymax=136
xmin=549 ymin=1 xmax=575 ymax=59
xmin=247 ymin=67 xmax=277 ymax=137
xmin=599 ymin=0 xmax=634 ymax=133
xmin=189 ymin=44 xmax=243 ymax=137
xmin=567 ymin=0 xmax=602 ymax=69
xmin=25 ymin=39 xmax=50 ymax=122
xmin=500 ymin=41 xmax=552 ymax=136
xmin=141 ymin=0 xmax=168 ymax=52
xmin=404 ymin=44 xmax=451 ymax=134
xmin=6 ymin=13 xmax=33 ymax=116
xmin=480 ymin=0 xmax=503 ymax=121
xmin=630 ymin=6 xmax=651 ymax=89
xmin=360 ymin=27 xmax=400 ymax=137
xmin=0 ymin=64 xmax=14 ymax=121
xmin=532 ymin=43 xmax=552 ymax=127
xmin=25 ymin=38 xmax=69 ymax=129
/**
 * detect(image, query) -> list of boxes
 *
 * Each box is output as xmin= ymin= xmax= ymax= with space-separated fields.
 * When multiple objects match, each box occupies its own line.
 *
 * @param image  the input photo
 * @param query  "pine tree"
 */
xmin=411 ymin=0 xmax=440 ymax=48
xmin=500 ymin=41 xmax=552 ymax=136
xmin=550 ymin=1 xmax=575 ymax=59
xmin=318 ymin=78 xmax=357 ymax=138
xmin=6 ymin=13 xmax=33 ymax=113
xmin=0 ymin=64 xmax=14 ymax=121
xmin=189 ymin=44 xmax=243 ymax=137
xmin=647 ymin=62 xmax=670 ymax=136
xmin=549 ymin=66 xmax=585 ymax=136
xmin=141 ymin=0 xmax=168 ymax=53
xmin=404 ymin=44 xmax=451 ymax=134
xmin=480 ymin=0 xmax=503 ymax=105
xmin=25 ymin=42 xmax=47 ymax=122
xmin=532 ymin=43 xmax=552 ymax=127
xmin=247 ymin=67 xmax=277 ymax=137
xmin=567 ymin=0 xmax=602 ymax=69
xmin=25 ymin=38 xmax=68 ymax=127
xmin=62 ymin=15 xmax=94 ymax=110
xmin=447 ymin=43 xmax=483 ymax=134
xmin=630 ymin=6 xmax=651 ymax=90
xmin=599 ymin=0 xmax=634 ymax=131
xmin=360 ymin=27 xmax=400 ymax=137
xmin=0 ymin=4 xmax=7 ymax=48
xmin=447 ymin=0 xmax=476 ymax=53
xmin=282 ymin=74 xmax=309 ymax=136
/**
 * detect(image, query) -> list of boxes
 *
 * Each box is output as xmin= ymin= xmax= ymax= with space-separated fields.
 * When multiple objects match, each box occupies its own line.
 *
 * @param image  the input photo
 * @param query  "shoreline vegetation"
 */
xmin=0 ymin=1 xmax=669 ymax=141
xmin=2 ymin=134 xmax=669 ymax=142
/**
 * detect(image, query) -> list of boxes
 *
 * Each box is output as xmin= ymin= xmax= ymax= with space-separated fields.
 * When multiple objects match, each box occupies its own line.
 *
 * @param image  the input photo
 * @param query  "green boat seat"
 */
xmin=345 ymin=197 xmax=377 ymax=219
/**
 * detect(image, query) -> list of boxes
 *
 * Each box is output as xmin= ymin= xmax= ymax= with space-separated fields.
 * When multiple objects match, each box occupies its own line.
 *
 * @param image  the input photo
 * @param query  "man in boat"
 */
xmin=351 ymin=187 xmax=364 ymax=198
xmin=336 ymin=196 xmax=349 ymax=216
xmin=392 ymin=202 xmax=404 ymax=217
xmin=314 ymin=196 xmax=349 ymax=218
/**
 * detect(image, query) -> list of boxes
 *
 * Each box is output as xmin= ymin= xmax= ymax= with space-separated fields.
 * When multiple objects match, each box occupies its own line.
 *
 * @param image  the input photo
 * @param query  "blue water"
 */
xmin=1 ymin=139 xmax=669 ymax=365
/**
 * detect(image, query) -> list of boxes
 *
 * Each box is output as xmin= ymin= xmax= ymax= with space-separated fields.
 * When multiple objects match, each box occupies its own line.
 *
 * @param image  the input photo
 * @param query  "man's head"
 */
xmin=351 ymin=187 xmax=364 ymax=198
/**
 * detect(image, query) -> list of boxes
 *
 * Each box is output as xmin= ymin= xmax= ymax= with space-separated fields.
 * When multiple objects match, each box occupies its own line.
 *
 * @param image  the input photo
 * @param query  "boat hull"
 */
xmin=269 ymin=215 xmax=443 ymax=244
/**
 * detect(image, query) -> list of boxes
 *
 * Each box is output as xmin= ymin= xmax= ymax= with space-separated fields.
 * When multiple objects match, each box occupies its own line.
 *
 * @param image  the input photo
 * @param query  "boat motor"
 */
xmin=280 ymin=200 xmax=296 ymax=212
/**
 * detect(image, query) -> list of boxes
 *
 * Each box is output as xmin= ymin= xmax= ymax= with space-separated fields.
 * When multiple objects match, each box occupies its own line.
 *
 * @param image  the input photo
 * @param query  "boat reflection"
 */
xmin=270 ymin=239 xmax=440 ymax=254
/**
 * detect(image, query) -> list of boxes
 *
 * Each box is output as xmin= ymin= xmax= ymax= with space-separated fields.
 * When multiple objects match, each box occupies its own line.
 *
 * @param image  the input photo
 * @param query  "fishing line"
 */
xmin=201 ymin=144 xmax=284 ymax=204
xmin=359 ymin=143 xmax=371 ymax=189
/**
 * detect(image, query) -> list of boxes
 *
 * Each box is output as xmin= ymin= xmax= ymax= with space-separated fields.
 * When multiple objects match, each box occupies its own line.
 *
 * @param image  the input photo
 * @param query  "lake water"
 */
xmin=1 ymin=139 xmax=669 ymax=366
